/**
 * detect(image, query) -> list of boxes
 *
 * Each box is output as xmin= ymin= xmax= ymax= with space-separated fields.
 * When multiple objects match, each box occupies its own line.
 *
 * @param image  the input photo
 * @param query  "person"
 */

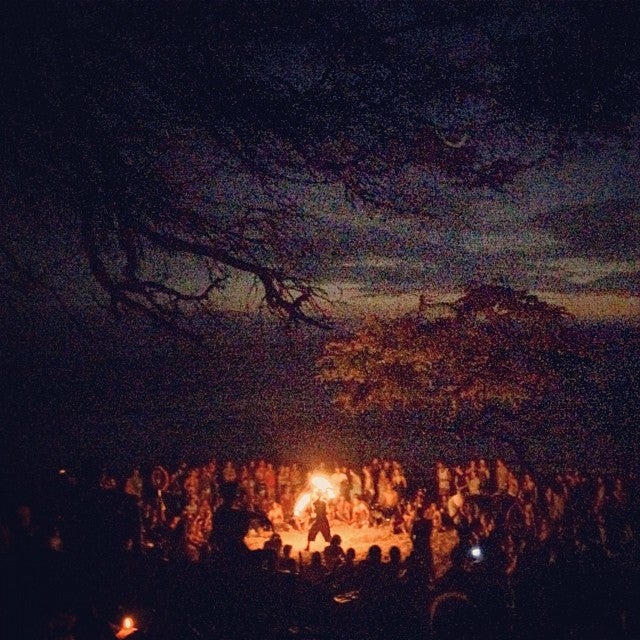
xmin=124 ymin=468 xmax=143 ymax=504
xmin=323 ymin=534 xmax=346 ymax=571
xmin=386 ymin=545 xmax=405 ymax=582
xmin=332 ymin=547 xmax=359 ymax=591
xmin=267 ymin=499 xmax=286 ymax=531
xmin=467 ymin=468 xmax=481 ymax=496
xmin=362 ymin=464 xmax=374 ymax=504
xmin=304 ymin=492 xmax=331 ymax=551
xmin=495 ymin=459 xmax=509 ymax=495
xmin=277 ymin=543 xmax=298 ymax=573
xmin=391 ymin=462 xmax=408 ymax=500
xmin=447 ymin=486 xmax=465 ymax=526
xmin=411 ymin=505 xmax=434 ymax=576
xmin=436 ymin=461 xmax=452 ymax=505
xmin=352 ymin=495 xmax=371 ymax=528
xmin=304 ymin=551 xmax=328 ymax=584
xmin=210 ymin=481 xmax=251 ymax=562
xmin=222 ymin=460 xmax=237 ymax=483
xmin=478 ymin=458 xmax=491 ymax=493
xmin=348 ymin=467 xmax=362 ymax=501
xmin=453 ymin=465 xmax=468 ymax=495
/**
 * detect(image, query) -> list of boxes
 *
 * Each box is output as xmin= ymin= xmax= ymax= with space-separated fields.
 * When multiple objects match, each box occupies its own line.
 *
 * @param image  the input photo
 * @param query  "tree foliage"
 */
xmin=318 ymin=285 xmax=587 ymax=423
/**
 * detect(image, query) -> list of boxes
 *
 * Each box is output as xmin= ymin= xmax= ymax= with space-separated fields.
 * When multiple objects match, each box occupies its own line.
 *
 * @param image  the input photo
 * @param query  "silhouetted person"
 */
xmin=210 ymin=482 xmax=251 ymax=562
xmin=305 ymin=494 xmax=331 ymax=551
xmin=323 ymin=534 xmax=346 ymax=571
xmin=410 ymin=506 xmax=434 ymax=579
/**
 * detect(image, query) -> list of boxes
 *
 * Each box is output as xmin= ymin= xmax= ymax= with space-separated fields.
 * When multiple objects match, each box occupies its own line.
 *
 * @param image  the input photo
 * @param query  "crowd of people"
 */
xmin=1 ymin=454 xmax=639 ymax=639
xmin=93 ymin=457 xmax=412 ymax=562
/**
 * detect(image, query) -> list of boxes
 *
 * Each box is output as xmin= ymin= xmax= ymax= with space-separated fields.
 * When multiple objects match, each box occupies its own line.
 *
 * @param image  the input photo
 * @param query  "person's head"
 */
xmin=367 ymin=544 xmax=382 ymax=564
xmin=430 ymin=591 xmax=480 ymax=640
xmin=330 ymin=534 xmax=342 ymax=546
xmin=282 ymin=544 xmax=292 ymax=558
xmin=268 ymin=532 xmax=282 ymax=552
xmin=450 ymin=543 xmax=468 ymax=569
xmin=389 ymin=546 xmax=401 ymax=564
xmin=220 ymin=481 xmax=240 ymax=505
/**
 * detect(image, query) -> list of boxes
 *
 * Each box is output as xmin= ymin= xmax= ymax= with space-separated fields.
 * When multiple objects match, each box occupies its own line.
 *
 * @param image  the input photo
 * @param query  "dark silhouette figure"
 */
xmin=305 ymin=495 xmax=331 ymax=550
xmin=210 ymin=482 xmax=251 ymax=563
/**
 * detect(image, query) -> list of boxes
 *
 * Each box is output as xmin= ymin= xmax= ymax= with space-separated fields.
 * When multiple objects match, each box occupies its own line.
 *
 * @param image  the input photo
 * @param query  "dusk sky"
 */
xmin=3 ymin=1 xmax=640 ymax=327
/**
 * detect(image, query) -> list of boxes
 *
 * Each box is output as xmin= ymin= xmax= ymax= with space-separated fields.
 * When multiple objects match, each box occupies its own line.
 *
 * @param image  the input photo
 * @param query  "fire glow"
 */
xmin=293 ymin=474 xmax=336 ymax=516
xmin=115 ymin=616 xmax=137 ymax=639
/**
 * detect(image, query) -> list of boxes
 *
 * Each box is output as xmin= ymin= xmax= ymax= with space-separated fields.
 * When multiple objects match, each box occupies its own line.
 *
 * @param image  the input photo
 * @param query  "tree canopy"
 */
xmin=317 ymin=285 xmax=588 ymax=427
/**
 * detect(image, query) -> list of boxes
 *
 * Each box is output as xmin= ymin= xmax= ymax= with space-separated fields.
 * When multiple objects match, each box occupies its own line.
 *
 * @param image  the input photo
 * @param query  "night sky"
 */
xmin=2 ymin=1 xmax=639 ymax=479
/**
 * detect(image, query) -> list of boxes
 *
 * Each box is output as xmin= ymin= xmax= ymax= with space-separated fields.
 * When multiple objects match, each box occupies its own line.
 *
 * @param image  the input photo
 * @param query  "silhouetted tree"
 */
xmin=2 ymin=2 xmax=638 ymax=331
xmin=318 ymin=285 xmax=593 ymax=463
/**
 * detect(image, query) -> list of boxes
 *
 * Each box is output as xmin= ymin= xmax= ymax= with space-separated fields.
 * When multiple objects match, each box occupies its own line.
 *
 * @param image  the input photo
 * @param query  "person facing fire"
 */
xmin=304 ymin=492 xmax=331 ymax=551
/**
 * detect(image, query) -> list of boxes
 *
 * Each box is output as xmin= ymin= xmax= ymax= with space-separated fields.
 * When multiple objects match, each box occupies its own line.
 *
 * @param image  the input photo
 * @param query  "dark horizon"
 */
xmin=3 ymin=306 xmax=639 ymax=487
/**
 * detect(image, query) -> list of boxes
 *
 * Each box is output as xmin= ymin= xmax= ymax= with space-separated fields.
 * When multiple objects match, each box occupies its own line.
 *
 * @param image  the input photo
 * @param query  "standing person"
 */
xmin=277 ymin=464 xmax=290 ymax=499
xmin=362 ymin=465 xmax=375 ymax=505
xmin=290 ymin=463 xmax=304 ymax=498
xmin=370 ymin=458 xmax=382 ymax=504
xmin=453 ymin=465 xmax=468 ymax=495
xmin=391 ymin=462 xmax=408 ymax=500
xmin=265 ymin=463 xmax=277 ymax=501
xmin=436 ymin=461 xmax=452 ymax=508
xmin=495 ymin=459 xmax=509 ymax=495
xmin=407 ymin=506 xmax=434 ymax=586
xmin=348 ymin=467 xmax=362 ymax=501
xmin=478 ymin=458 xmax=491 ymax=494
xmin=124 ymin=468 xmax=144 ymax=504
xmin=304 ymin=492 xmax=331 ymax=551
xmin=210 ymin=482 xmax=251 ymax=562
xmin=467 ymin=468 xmax=481 ymax=496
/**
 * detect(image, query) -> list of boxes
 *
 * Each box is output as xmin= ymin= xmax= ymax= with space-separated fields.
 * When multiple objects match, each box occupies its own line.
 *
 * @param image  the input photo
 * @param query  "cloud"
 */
xmin=547 ymin=258 xmax=640 ymax=287
xmin=461 ymin=229 xmax=558 ymax=256
xmin=537 ymin=198 xmax=640 ymax=261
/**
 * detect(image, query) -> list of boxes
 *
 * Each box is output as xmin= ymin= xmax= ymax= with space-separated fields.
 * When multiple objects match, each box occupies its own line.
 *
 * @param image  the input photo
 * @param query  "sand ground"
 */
xmin=245 ymin=519 xmax=458 ymax=578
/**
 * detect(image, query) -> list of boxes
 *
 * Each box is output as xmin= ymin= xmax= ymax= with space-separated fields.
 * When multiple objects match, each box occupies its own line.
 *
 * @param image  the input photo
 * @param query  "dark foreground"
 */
xmin=3 ymin=531 xmax=640 ymax=640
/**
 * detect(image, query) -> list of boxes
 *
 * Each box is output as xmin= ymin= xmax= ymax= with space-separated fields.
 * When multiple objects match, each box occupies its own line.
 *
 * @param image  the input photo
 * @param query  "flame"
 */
xmin=310 ymin=474 xmax=335 ymax=496
xmin=293 ymin=491 xmax=311 ymax=517
xmin=293 ymin=474 xmax=336 ymax=516
xmin=115 ymin=616 xmax=137 ymax=639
